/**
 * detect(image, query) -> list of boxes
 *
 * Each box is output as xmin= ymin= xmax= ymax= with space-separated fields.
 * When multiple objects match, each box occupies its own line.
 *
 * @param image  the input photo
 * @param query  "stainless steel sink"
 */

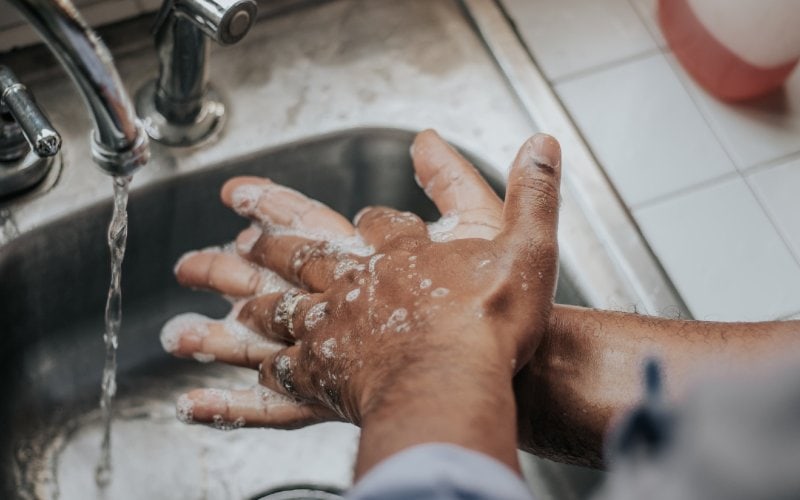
xmin=0 ymin=0 xmax=684 ymax=497
xmin=0 ymin=128 xmax=587 ymax=498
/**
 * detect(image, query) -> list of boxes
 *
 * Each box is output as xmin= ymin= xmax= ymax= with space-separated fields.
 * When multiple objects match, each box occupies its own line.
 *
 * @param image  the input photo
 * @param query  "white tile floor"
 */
xmin=503 ymin=0 xmax=800 ymax=320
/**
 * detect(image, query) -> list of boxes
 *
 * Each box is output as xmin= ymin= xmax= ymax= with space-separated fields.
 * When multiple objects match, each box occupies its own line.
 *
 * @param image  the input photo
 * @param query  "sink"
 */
xmin=0 ymin=128 xmax=590 ymax=499
xmin=0 ymin=0 xmax=688 ymax=496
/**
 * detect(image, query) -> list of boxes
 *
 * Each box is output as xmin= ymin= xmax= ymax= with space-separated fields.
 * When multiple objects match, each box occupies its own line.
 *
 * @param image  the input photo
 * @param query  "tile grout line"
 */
xmin=741 ymin=175 xmax=800 ymax=270
xmin=551 ymin=47 xmax=663 ymax=86
xmin=630 ymin=170 xmax=742 ymax=211
xmin=626 ymin=0 xmax=666 ymax=47
xmin=741 ymin=148 xmax=800 ymax=176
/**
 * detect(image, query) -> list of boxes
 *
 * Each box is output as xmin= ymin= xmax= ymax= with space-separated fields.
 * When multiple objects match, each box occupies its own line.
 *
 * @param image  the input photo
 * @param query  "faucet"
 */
xmin=0 ymin=66 xmax=62 ymax=198
xmin=136 ymin=0 xmax=257 ymax=146
xmin=8 ymin=0 xmax=149 ymax=177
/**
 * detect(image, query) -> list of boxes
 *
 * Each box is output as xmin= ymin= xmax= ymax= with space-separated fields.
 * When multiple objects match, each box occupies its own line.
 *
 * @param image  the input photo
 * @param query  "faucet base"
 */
xmin=135 ymin=80 xmax=226 ymax=147
xmin=0 ymin=150 xmax=58 ymax=200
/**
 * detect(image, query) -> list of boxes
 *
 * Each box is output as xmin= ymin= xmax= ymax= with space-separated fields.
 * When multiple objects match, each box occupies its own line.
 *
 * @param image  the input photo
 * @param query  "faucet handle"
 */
xmin=163 ymin=0 xmax=257 ymax=45
xmin=0 ymin=66 xmax=61 ymax=159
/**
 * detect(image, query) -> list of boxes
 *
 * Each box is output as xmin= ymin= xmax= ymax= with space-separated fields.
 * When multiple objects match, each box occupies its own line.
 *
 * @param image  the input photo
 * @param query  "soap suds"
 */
xmin=160 ymin=313 xmax=209 ymax=353
xmin=304 ymin=301 xmax=328 ymax=330
xmin=346 ymin=288 xmax=361 ymax=301
xmin=267 ymin=225 xmax=374 ymax=258
xmin=231 ymin=184 xmax=264 ymax=213
xmin=192 ymin=352 xmax=215 ymax=363
xmin=236 ymin=225 xmax=262 ymax=254
xmin=273 ymin=290 xmax=306 ymax=334
xmin=255 ymin=385 xmax=296 ymax=406
xmin=384 ymin=308 xmax=410 ymax=333
xmin=274 ymin=354 xmax=295 ymax=393
xmin=257 ymin=269 xmax=292 ymax=295
xmin=320 ymin=338 xmax=337 ymax=359
xmin=420 ymin=278 xmax=432 ymax=289
xmin=431 ymin=287 xmax=450 ymax=298
xmin=211 ymin=415 xmax=246 ymax=431
xmin=334 ymin=259 xmax=366 ymax=280
xmin=427 ymin=212 xmax=459 ymax=242
xmin=176 ymin=394 xmax=194 ymax=423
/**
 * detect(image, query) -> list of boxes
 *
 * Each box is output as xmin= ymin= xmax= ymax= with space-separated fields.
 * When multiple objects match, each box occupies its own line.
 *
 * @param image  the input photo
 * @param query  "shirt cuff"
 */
xmin=347 ymin=443 xmax=534 ymax=500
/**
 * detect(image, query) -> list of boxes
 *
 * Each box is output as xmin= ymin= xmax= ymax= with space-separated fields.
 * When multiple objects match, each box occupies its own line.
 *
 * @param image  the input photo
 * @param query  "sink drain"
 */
xmin=252 ymin=484 xmax=344 ymax=500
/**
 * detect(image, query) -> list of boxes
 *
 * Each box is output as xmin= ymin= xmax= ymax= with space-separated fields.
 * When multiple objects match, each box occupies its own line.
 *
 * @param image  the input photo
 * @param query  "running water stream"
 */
xmin=95 ymin=176 xmax=132 ymax=487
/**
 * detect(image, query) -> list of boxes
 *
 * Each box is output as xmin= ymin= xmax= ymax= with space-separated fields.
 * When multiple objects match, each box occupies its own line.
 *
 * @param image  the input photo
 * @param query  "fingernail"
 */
xmin=173 ymin=250 xmax=198 ymax=276
xmin=230 ymin=184 xmax=264 ymax=215
xmin=353 ymin=206 xmax=371 ymax=226
xmin=176 ymin=393 xmax=195 ymax=423
xmin=527 ymin=133 xmax=561 ymax=171
xmin=236 ymin=226 xmax=262 ymax=254
xmin=160 ymin=313 xmax=209 ymax=353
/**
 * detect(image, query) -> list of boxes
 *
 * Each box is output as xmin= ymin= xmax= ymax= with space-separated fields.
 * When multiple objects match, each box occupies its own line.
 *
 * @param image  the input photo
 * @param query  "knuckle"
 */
xmin=384 ymin=234 xmax=424 ymax=252
xmin=271 ymin=352 xmax=298 ymax=396
xmin=290 ymin=241 xmax=328 ymax=279
xmin=515 ymin=177 xmax=561 ymax=209
xmin=249 ymin=234 xmax=274 ymax=262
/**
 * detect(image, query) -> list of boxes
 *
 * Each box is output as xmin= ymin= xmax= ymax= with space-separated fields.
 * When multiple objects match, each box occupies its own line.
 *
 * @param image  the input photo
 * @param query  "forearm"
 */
xmin=517 ymin=304 xmax=800 ymax=467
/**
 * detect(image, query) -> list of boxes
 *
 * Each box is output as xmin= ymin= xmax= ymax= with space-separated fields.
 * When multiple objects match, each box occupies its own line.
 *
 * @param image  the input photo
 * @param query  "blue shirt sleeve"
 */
xmin=347 ymin=443 xmax=534 ymax=500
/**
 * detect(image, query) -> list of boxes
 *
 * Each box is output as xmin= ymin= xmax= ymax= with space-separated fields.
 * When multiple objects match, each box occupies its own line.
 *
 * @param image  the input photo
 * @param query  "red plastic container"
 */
xmin=659 ymin=0 xmax=800 ymax=101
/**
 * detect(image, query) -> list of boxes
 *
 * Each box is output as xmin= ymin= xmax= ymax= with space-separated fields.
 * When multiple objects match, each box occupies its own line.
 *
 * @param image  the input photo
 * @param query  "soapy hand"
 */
xmin=164 ymin=130 xmax=561 ymax=430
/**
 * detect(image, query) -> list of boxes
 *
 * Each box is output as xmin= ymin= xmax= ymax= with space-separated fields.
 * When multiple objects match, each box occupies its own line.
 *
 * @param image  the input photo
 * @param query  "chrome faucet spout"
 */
xmin=136 ymin=0 xmax=257 ymax=146
xmin=8 ymin=0 xmax=149 ymax=176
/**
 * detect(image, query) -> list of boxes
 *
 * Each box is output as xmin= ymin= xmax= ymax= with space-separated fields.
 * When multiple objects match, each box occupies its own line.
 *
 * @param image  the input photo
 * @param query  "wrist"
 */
xmin=354 ymin=346 xmax=520 ymax=478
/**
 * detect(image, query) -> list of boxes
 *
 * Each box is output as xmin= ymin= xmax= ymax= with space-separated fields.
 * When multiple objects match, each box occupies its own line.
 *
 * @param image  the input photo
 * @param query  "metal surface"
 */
xmin=7 ymin=0 xmax=149 ymax=176
xmin=0 ymin=66 xmax=60 ymax=198
xmin=0 ymin=0 xmax=688 ymax=497
xmin=136 ymin=0 xmax=257 ymax=146
xmin=0 ymin=66 xmax=61 ymax=160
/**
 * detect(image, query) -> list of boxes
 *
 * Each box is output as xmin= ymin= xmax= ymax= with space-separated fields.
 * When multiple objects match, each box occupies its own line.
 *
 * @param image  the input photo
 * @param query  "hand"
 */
xmin=165 ymin=130 xmax=562 ymax=471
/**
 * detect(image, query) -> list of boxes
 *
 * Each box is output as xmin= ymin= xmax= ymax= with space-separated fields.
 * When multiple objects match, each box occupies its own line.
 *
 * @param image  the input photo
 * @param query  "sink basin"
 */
xmin=0 ymin=128 xmax=590 ymax=499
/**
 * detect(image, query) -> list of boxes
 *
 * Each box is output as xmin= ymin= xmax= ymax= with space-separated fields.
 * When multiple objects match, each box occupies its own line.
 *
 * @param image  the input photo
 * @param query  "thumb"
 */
xmin=497 ymin=133 xmax=562 ymax=251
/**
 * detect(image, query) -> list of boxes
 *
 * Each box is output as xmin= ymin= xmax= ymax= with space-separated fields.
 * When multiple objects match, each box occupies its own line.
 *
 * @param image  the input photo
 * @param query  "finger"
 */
xmin=496 ymin=133 xmax=562 ymax=255
xmin=177 ymin=387 xmax=339 ymax=429
xmin=242 ymin=230 xmax=354 ymax=291
xmin=221 ymin=177 xmax=354 ymax=236
xmin=238 ymin=290 xmax=329 ymax=343
xmin=354 ymin=206 xmax=429 ymax=251
xmin=411 ymin=129 xmax=503 ymax=239
xmin=160 ymin=313 xmax=283 ymax=369
xmin=174 ymin=246 xmax=291 ymax=298
xmin=258 ymin=346 xmax=324 ymax=406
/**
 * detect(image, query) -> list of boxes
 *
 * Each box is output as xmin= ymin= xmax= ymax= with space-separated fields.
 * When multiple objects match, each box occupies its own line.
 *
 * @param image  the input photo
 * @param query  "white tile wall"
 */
xmin=634 ymin=176 xmax=800 ymax=321
xmin=501 ymin=0 xmax=658 ymax=81
xmin=678 ymin=66 xmax=800 ymax=170
xmin=504 ymin=0 xmax=800 ymax=321
xmin=556 ymin=53 xmax=736 ymax=207
xmin=749 ymin=159 xmax=800 ymax=259
xmin=627 ymin=0 xmax=666 ymax=48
